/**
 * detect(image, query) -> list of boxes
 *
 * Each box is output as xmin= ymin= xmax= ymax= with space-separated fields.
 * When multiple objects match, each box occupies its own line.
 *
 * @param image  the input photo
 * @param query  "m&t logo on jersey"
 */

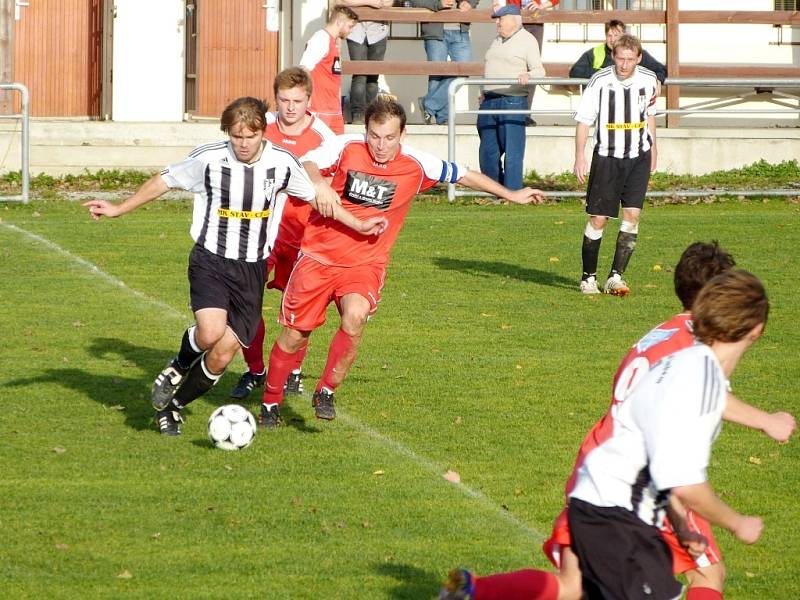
xmin=344 ymin=171 xmax=396 ymax=210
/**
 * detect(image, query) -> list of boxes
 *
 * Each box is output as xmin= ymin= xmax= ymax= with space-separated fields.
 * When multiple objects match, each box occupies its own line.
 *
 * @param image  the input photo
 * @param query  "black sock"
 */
xmin=176 ymin=327 xmax=203 ymax=371
xmin=173 ymin=355 xmax=220 ymax=408
xmin=581 ymin=235 xmax=602 ymax=280
xmin=610 ymin=231 xmax=638 ymax=277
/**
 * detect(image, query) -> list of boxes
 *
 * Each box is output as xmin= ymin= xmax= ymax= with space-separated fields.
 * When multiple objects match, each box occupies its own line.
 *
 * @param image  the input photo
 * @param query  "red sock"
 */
xmin=317 ymin=328 xmax=357 ymax=392
xmin=263 ymin=342 xmax=302 ymax=405
xmin=242 ymin=318 xmax=266 ymax=375
xmin=687 ymin=588 xmax=723 ymax=600
xmin=473 ymin=569 xmax=559 ymax=600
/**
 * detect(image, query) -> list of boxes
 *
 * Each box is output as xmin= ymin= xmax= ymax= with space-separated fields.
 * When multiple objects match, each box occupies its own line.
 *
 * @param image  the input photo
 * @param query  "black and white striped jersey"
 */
xmin=161 ymin=140 xmax=316 ymax=262
xmin=569 ymin=344 xmax=728 ymax=528
xmin=574 ymin=65 xmax=658 ymax=159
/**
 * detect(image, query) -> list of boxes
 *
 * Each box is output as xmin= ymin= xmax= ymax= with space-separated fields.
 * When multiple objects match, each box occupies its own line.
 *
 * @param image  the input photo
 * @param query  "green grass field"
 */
xmin=1 ymin=197 xmax=798 ymax=599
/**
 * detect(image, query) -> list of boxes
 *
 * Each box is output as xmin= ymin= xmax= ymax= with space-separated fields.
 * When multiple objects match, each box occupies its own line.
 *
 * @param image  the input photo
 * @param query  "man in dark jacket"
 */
xmin=412 ymin=0 xmax=480 ymax=125
xmin=569 ymin=19 xmax=667 ymax=86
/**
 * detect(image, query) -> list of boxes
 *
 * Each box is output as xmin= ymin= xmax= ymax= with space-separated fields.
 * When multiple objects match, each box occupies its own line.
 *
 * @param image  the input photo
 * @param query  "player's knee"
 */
xmin=588 ymin=216 xmax=608 ymax=232
xmin=195 ymin=325 xmax=226 ymax=349
xmin=584 ymin=221 xmax=605 ymax=240
xmin=340 ymin=312 xmax=368 ymax=337
xmin=686 ymin=561 xmax=726 ymax=591
xmin=278 ymin=327 xmax=309 ymax=353
xmin=620 ymin=220 xmax=639 ymax=234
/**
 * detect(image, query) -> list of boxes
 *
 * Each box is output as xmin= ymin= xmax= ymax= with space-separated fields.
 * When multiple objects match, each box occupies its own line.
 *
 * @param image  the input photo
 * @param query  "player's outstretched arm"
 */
xmin=672 ymin=481 xmax=763 ymax=545
xmin=83 ymin=173 xmax=170 ymax=220
xmin=724 ymin=393 xmax=796 ymax=442
xmin=457 ymin=169 xmax=544 ymax=205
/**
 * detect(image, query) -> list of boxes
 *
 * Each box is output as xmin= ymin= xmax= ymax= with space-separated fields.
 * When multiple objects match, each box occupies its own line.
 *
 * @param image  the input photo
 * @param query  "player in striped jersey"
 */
xmin=300 ymin=5 xmax=358 ymax=135
xmin=84 ymin=97 xmax=387 ymax=436
xmin=439 ymin=243 xmax=794 ymax=600
xmin=258 ymin=96 xmax=544 ymax=427
xmin=229 ymin=68 xmax=337 ymax=404
xmin=573 ymin=34 xmax=658 ymax=297
xmin=567 ymin=269 xmax=770 ymax=599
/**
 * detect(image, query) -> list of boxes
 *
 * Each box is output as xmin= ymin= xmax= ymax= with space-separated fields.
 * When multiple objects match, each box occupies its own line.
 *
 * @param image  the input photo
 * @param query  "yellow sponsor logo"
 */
xmin=606 ymin=121 xmax=646 ymax=130
xmin=217 ymin=208 xmax=270 ymax=219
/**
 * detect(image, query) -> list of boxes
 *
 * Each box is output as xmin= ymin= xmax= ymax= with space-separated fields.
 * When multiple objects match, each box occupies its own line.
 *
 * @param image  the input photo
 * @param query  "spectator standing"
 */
xmin=337 ymin=0 xmax=393 ymax=125
xmin=300 ymin=5 xmax=359 ymax=134
xmin=477 ymin=4 xmax=544 ymax=191
xmin=569 ymin=18 xmax=667 ymax=87
xmin=412 ymin=0 xmax=479 ymax=125
xmin=574 ymin=34 xmax=658 ymax=296
xmin=520 ymin=0 xmax=558 ymax=126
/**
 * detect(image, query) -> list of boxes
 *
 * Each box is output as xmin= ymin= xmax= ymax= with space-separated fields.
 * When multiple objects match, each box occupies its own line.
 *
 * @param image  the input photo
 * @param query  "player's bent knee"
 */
xmin=686 ymin=561 xmax=726 ymax=592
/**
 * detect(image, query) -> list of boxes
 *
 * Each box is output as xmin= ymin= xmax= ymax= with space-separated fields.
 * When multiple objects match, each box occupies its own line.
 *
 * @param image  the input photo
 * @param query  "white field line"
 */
xmin=2 ymin=222 xmax=191 ymax=323
xmin=3 ymin=220 xmax=543 ymax=542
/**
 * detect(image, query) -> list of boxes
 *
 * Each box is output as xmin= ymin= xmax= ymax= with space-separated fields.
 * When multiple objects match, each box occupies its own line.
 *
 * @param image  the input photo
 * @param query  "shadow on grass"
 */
xmin=433 ymin=257 xmax=575 ymax=289
xmin=375 ymin=562 xmax=441 ymax=600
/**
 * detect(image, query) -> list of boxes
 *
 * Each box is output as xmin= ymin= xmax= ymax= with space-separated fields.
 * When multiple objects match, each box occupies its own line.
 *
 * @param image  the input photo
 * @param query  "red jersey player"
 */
xmin=229 ymin=67 xmax=337 ymax=403
xmin=440 ymin=241 xmax=796 ymax=600
xmin=256 ymin=96 xmax=544 ymax=428
xmin=299 ymin=5 xmax=358 ymax=135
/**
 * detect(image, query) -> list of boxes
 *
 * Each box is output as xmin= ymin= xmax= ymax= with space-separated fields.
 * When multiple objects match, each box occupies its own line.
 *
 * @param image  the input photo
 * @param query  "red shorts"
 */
xmin=661 ymin=510 xmax=722 ymax=573
xmin=542 ymin=507 xmax=722 ymax=574
xmin=279 ymin=254 xmax=385 ymax=331
xmin=266 ymin=238 xmax=301 ymax=292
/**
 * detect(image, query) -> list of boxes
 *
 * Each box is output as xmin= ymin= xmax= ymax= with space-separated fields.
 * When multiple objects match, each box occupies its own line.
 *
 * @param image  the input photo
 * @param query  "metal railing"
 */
xmin=0 ymin=83 xmax=30 ymax=204
xmin=446 ymin=77 xmax=800 ymax=201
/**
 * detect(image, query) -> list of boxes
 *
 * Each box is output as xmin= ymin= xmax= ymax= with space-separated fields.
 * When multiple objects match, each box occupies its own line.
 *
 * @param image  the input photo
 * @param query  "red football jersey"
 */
xmin=301 ymin=134 xmax=464 ymax=267
xmin=264 ymin=111 xmax=336 ymax=249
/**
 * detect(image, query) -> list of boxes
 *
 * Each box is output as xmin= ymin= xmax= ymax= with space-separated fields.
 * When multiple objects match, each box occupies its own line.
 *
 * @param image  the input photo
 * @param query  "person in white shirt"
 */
xmin=568 ymin=269 xmax=769 ymax=600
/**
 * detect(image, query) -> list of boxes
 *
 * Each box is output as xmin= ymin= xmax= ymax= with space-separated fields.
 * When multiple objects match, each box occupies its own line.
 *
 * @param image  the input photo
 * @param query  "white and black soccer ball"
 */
xmin=207 ymin=404 xmax=256 ymax=451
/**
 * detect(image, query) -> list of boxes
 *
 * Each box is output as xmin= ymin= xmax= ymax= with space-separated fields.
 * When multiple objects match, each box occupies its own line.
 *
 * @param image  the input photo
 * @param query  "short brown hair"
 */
xmin=613 ymin=34 xmax=642 ymax=57
xmin=673 ymin=241 xmax=736 ymax=310
xmin=605 ymin=19 xmax=625 ymax=33
xmin=329 ymin=5 xmax=358 ymax=24
xmin=273 ymin=67 xmax=313 ymax=99
xmin=220 ymin=96 xmax=268 ymax=134
xmin=692 ymin=269 xmax=768 ymax=345
xmin=365 ymin=96 xmax=407 ymax=131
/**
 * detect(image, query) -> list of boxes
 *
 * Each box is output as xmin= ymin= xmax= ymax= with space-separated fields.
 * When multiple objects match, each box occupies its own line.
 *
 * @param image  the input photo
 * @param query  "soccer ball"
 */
xmin=207 ymin=404 xmax=256 ymax=451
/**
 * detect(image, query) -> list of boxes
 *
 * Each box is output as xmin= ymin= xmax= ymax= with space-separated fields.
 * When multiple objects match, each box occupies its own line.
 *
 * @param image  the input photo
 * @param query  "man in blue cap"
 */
xmin=476 ymin=2 xmax=545 ymax=190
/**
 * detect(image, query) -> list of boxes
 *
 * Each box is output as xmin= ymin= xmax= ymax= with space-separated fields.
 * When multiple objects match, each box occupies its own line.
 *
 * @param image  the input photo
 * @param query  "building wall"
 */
xmin=112 ymin=0 xmax=185 ymax=121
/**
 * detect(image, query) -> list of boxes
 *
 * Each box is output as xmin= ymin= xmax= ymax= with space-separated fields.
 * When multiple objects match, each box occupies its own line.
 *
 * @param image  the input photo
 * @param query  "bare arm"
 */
xmin=665 ymin=495 xmax=707 ymax=559
xmin=83 ymin=173 xmax=170 ymax=220
xmin=724 ymin=392 xmax=796 ymax=442
xmin=573 ymin=122 xmax=590 ymax=184
xmin=457 ymin=169 xmax=544 ymax=205
xmin=302 ymin=160 xmax=342 ymax=218
xmin=672 ymin=481 xmax=763 ymax=544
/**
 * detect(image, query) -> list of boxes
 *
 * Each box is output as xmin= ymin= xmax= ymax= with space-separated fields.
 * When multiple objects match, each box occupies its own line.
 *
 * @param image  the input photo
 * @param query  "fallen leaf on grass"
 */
xmin=549 ymin=256 xmax=560 ymax=263
xmin=151 ymin=532 xmax=161 ymax=540
xmin=480 ymin=312 xmax=496 ymax=317
xmin=52 ymin=447 xmax=66 ymax=454
xmin=554 ymin=220 xmax=565 ymax=225
xmin=500 ymin=324 xmax=512 ymax=330
xmin=224 ymin=465 xmax=233 ymax=471
xmin=746 ymin=572 xmax=756 ymax=578
xmin=514 ymin=488 xmax=524 ymax=497
xmin=108 ymin=404 xmax=125 ymax=411
xmin=373 ymin=469 xmax=385 ymax=476
xmin=55 ymin=543 xmax=69 ymax=550
xmin=117 ymin=570 xmax=133 ymax=580
xmin=515 ymin=364 xmax=523 ymax=370
xmin=748 ymin=456 xmax=762 ymax=465
xmin=362 ymin=521 xmax=371 ymax=528
xmin=652 ymin=264 xmax=662 ymax=272
xmin=453 ymin=416 xmax=462 ymax=425
xmin=443 ymin=470 xmax=461 ymax=484
xmin=291 ymin=496 xmax=303 ymax=507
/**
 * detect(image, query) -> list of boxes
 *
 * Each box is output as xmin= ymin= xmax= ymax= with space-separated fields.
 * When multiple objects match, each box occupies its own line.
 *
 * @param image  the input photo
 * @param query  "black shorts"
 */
xmin=187 ymin=244 xmax=266 ymax=347
xmin=568 ymin=498 xmax=683 ymax=600
xmin=585 ymin=150 xmax=651 ymax=218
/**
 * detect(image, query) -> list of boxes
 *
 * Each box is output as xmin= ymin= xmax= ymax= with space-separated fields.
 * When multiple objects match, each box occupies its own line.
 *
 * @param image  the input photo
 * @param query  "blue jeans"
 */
xmin=477 ymin=94 xmax=527 ymax=191
xmin=422 ymin=30 xmax=472 ymax=124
